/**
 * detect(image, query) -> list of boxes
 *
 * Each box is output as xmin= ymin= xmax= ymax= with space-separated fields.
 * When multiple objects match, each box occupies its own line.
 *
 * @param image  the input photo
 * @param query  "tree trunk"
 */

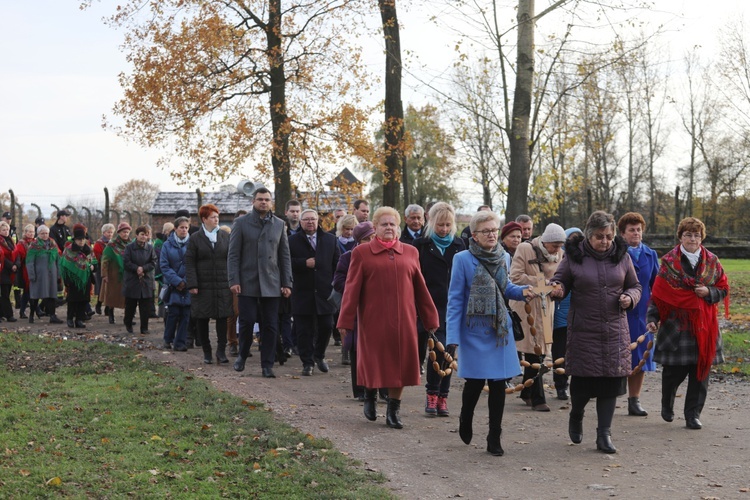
xmin=379 ymin=0 xmax=404 ymax=208
xmin=268 ymin=0 xmax=292 ymax=217
xmin=506 ymin=0 xmax=534 ymax=221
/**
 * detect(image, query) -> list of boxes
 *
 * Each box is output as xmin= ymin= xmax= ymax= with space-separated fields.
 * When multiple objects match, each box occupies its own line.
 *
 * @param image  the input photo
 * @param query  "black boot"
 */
xmin=628 ymin=397 xmax=648 ymax=416
xmin=95 ymin=301 xmax=102 ymax=315
xmin=386 ymin=398 xmax=403 ymax=429
xmin=486 ymin=429 xmax=504 ymax=456
xmin=203 ymin=345 xmax=213 ymax=364
xmin=108 ymin=308 xmax=115 ymax=325
xmin=363 ymin=388 xmax=378 ymax=421
xmin=49 ymin=315 xmax=63 ymax=324
xmin=596 ymin=427 xmax=616 ymax=453
xmin=569 ymin=412 xmax=584 ymax=444
xmin=459 ymin=379 xmax=484 ymax=445
xmin=486 ymin=380 xmax=505 ymax=456
xmin=216 ymin=345 xmax=229 ymax=364
xmin=233 ymin=356 xmax=246 ymax=372
xmin=28 ymin=308 xmax=34 ymax=324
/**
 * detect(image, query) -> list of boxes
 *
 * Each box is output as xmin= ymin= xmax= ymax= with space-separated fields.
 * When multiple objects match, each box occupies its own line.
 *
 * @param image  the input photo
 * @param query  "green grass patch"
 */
xmin=0 ymin=333 xmax=391 ymax=498
xmin=722 ymin=259 xmax=750 ymax=316
xmin=717 ymin=328 xmax=750 ymax=376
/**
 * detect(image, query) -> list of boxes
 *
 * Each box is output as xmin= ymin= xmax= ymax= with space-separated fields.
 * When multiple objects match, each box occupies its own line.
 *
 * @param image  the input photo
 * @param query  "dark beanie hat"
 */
xmin=73 ymin=223 xmax=87 ymax=240
xmin=352 ymin=221 xmax=375 ymax=243
xmin=500 ymin=221 xmax=523 ymax=241
xmin=175 ymin=209 xmax=190 ymax=218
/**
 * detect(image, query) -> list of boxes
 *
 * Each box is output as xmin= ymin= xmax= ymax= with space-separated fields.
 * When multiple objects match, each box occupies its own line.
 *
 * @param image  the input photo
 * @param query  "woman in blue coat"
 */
xmin=446 ymin=210 xmax=532 ymax=456
xmin=160 ymin=217 xmax=192 ymax=351
xmin=618 ymin=213 xmax=659 ymax=416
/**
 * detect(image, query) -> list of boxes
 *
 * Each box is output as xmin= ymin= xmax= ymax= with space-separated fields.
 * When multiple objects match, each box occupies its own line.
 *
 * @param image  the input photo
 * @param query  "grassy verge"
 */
xmin=715 ymin=260 xmax=750 ymax=375
xmin=0 ymin=333 xmax=392 ymax=498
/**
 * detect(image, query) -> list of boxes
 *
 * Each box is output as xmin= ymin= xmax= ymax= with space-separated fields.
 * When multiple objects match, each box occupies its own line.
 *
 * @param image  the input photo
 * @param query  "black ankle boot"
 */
xmin=95 ymin=301 xmax=102 ymax=315
xmin=569 ymin=413 xmax=583 ymax=444
xmin=29 ymin=309 xmax=34 ymax=324
xmin=203 ymin=347 xmax=213 ymax=364
xmin=216 ymin=345 xmax=228 ymax=364
xmin=486 ymin=428 xmax=504 ymax=456
xmin=628 ymin=397 xmax=648 ymax=416
xmin=108 ymin=309 xmax=115 ymax=324
xmin=386 ymin=398 xmax=403 ymax=429
xmin=363 ymin=389 xmax=378 ymax=421
xmin=596 ymin=427 xmax=616 ymax=453
xmin=459 ymin=410 xmax=473 ymax=444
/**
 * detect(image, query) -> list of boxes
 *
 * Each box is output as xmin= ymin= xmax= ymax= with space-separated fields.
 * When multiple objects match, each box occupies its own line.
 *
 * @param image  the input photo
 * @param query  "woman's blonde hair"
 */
xmin=336 ymin=214 xmax=357 ymax=237
xmin=372 ymin=206 xmax=401 ymax=227
xmin=424 ymin=202 xmax=456 ymax=238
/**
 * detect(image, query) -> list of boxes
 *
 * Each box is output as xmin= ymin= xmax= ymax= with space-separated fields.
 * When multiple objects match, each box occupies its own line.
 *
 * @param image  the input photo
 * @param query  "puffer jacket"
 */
xmin=551 ymin=234 xmax=642 ymax=378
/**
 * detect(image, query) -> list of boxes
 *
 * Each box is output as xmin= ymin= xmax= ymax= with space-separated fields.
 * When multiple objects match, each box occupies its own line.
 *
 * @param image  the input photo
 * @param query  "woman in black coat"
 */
xmin=413 ymin=202 xmax=465 ymax=417
xmin=122 ymin=225 xmax=158 ymax=334
xmin=185 ymin=204 xmax=234 ymax=365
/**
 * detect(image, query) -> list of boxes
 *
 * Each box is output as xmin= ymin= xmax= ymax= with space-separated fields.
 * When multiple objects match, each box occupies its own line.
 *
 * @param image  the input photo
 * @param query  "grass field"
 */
xmin=0 ymin=333 xmax=392 ymax=498
xmin=717 ymin=259 xmax=750 ymax=375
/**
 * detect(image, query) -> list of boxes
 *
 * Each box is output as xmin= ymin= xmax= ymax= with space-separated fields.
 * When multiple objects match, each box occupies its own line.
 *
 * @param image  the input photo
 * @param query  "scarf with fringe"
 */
xmin=102 ymin=234 xmax=131 ymax=280
xmin=651 ymin=244 xmax=729 ymax=381
xmin=466 ymin=238 xmax=509 ymax=344
xmin=60 ymin=242 xmax=96 ymax=293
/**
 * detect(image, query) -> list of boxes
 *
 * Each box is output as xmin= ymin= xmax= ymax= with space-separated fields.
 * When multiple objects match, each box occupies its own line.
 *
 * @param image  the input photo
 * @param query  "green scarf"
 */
xmin=467 ymin=238 xmax=510 ymax=344
xmin=26 ymin=237 xmax=59 ymax=265
xmin=102 ymin=235 xmax=130 ymax=280
xmin=60 ymin=243 xmax=96 ymax=293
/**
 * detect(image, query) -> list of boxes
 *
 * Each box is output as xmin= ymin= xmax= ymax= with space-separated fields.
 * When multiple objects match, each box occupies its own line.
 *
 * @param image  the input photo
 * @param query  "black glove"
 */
xmin=446 ymin=344 xmax=457 ymax=357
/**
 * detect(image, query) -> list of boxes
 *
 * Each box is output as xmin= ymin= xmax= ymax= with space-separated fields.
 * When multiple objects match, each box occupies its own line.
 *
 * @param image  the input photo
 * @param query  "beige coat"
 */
xmin=509 ymin=238 xmax=562 ymax=355
xmin=100 ymin=253 xmax=126 ymax=309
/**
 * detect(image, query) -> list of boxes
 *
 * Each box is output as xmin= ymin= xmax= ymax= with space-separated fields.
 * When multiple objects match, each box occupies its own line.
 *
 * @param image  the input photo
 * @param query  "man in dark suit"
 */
xmin=227 ymin=187 xmax=293 ymax=378
xmin=399 ymin=204 xmax=424 ymax=245
xmin=288 ymin=209 xmax=341 ymax=376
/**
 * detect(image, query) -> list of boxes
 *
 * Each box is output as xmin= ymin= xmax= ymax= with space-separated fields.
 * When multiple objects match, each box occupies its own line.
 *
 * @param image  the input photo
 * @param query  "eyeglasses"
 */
xmin=474 ymin=228 xmax=500 ymax=236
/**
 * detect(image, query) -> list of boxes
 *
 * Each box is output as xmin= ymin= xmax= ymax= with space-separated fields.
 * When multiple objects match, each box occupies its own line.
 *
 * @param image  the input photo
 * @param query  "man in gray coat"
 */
xmin=227 ymin=187 xmax=293 ymax=378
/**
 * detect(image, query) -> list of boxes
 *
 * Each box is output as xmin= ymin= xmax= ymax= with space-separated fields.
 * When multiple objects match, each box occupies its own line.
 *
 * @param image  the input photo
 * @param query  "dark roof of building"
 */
xmin=327 ymin=167 xmax=362 ymax=188
xmin=148 ymin=191 xmax=251 ymax=216
xmin=149 ymin=190 xmax=355 ymax=216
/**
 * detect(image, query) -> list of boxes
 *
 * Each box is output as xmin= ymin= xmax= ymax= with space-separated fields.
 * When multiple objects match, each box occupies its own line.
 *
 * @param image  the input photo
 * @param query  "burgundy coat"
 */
xmin=551 ymin=234 xmax=642 ymax=378
xmin=337 ymin=238 xmax=439 ymax=388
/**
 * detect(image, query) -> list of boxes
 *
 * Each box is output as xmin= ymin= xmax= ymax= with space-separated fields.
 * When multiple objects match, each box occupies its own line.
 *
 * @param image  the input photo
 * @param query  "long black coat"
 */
xmin=289 ymin=228 xmax=340 ymax=315
xmin=122 ymin=241 xmax=157 ymax=299
xmin=413 ymin=235 xmax=465 ymax=324
xmin=185 ymin=229 xmax=233 ymax=319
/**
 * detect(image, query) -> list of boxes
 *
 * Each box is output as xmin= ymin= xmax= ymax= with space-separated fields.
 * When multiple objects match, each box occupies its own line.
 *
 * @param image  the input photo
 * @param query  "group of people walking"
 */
xmin=2 ymin=197 xmax=729 ymax=458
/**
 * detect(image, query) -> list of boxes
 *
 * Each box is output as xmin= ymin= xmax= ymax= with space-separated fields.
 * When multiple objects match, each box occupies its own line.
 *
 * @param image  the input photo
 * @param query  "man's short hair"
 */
xmin=353 ymin=199 xmax=369 ymax=210
xmin=515 ymin=214 xmax=532 ymax=224
xmin=477 ymin=205 xmax=491 ymax=212
xmin=253 ymin=187 xmax=272 ymax=199
xmin=404 ymin=204 xmax=424 ymax=218
xmin=285 ymin=199 xmax=301 ymax=211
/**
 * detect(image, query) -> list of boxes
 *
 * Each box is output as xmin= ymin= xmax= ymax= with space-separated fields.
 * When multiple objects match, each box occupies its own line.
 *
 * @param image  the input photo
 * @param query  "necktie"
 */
xmin=309 ymin=235 xmax=316 ymax=250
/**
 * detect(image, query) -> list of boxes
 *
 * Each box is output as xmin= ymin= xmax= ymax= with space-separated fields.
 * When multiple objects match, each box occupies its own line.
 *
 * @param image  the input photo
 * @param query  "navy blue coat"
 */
xmin=289 ymin=228 xmax=340 ymax=315
xmin=159 ymin=233 xmax=191 ymax=307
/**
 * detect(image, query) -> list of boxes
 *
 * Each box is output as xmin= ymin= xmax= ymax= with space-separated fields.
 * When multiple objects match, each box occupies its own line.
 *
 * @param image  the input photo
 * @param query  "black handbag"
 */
xmin=480 ymin=261 xmax=525 ymax=342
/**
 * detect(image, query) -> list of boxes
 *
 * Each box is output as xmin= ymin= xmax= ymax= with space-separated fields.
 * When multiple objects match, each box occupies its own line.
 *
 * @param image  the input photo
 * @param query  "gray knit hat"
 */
xmin=540 ymin=223 xmax=566 ymax=243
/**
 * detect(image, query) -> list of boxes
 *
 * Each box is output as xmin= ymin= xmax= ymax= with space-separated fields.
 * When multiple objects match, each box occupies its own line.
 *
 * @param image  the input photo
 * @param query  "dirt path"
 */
xmin=11 ymin=314 xmax=750 ymax=499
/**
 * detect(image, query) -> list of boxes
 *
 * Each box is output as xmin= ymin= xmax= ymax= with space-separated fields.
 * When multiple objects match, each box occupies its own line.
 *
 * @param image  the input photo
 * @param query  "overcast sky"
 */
xmin=0 ymin=1 xmax=746 ymax=215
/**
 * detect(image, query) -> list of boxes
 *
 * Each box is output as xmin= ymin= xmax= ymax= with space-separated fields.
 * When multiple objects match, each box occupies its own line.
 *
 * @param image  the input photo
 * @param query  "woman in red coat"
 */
xmin=338 ymin=207 xmax=439 ymax=429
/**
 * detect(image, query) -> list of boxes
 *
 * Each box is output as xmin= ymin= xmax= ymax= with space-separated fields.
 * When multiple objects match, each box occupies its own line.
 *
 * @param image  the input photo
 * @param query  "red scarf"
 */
xmin=651 ymin=245 xmax=729 ymax=381
xmin=376 ymin=237 xmax=397 ymax=249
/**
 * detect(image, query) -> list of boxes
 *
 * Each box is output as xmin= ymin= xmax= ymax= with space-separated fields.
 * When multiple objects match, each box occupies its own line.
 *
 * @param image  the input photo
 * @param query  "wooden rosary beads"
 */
xmin=629 ymin=333 xmax=654 ymax=375
xmin=427 ymin=334 xmax=457 ymax=378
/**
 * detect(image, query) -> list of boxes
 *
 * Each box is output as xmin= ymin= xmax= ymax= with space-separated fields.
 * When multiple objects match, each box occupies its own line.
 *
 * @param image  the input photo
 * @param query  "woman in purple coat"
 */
xmin=551 ymin=211 xmax=642 ymax=454
xmin=618 ymin=212 xmax=659 ymax=417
